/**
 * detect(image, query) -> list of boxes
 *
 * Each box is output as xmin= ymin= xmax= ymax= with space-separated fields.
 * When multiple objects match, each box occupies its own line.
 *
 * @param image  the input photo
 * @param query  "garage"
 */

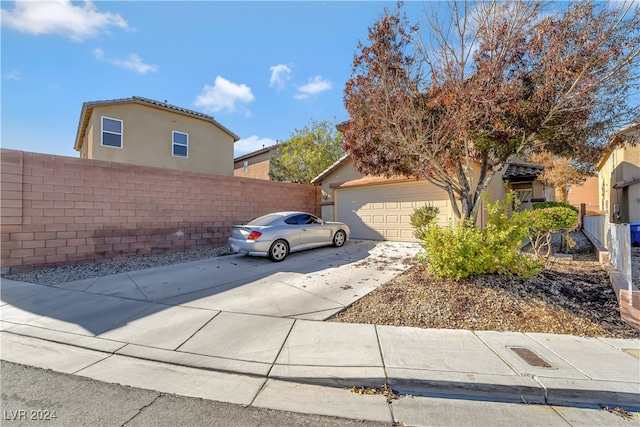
xmin=335 ymin=181 xmax=452 ymax=242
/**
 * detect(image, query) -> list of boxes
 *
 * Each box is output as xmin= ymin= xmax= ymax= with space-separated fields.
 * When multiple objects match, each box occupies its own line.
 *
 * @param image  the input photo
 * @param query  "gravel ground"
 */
xmin=330 ymin=232 xmax=640 ymax=339
xmin=2 ymin=245 xmax=232 ymax=285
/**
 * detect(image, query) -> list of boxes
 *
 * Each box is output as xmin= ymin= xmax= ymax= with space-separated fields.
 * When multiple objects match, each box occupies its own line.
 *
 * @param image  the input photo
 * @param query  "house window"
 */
xmin=101 ymin=117 xmax=122 ymax=148
xmin=243 ymin=160 xmax=249 ymax=172
xmin=172 ymin=131 xmax=188 ymax=157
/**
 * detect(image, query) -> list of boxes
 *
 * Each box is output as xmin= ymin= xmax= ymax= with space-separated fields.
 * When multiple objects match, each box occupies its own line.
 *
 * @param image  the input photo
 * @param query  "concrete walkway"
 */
xmin=1 ymin=241 xmax=639 ymax=424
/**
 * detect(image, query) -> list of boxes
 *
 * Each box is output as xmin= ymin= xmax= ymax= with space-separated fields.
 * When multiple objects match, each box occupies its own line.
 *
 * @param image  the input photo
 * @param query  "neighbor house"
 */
xmin=233 ymin=144 xmax=281 ymax=180
xmin=74 ymin=96 xmax=240 ymax=175
xmin=311 ymin=122 xmax=551 ymax=242
xmin=597 ymin=123 xmax=640 ymax=223
xmin=566 ymin=176 xmax=599 ymax=213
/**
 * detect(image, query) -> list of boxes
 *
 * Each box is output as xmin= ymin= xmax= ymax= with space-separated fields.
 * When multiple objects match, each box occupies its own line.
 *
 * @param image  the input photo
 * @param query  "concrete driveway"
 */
xmin=3 ymin=240 xmax=639 ymax=418
xmin=1 ymin=241 xmax=420 ymax=338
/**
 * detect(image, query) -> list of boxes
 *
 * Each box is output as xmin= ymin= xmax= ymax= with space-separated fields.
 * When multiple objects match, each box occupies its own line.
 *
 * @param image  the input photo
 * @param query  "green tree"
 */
xmin=343 ymin=1 xmax=640 ymax=223
xmin=269 ymin=119 xmax=344 ymax=184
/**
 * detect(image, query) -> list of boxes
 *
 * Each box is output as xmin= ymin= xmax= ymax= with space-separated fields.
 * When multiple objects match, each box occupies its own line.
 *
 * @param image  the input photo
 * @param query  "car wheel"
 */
xmin=269 ymin=239 xmax=289 ymax=262
xmin=333 ymin=230 xmax=346 ymax=247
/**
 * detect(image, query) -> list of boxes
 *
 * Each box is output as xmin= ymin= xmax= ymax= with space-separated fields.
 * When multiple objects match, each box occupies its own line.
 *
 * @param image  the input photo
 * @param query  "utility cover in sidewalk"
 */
xmin=509 ymin=347 xmax=553 ymax=368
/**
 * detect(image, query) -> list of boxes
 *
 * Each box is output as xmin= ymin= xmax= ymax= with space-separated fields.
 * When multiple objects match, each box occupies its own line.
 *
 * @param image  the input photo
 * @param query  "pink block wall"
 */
xmin=1 ymin=149 xmax=320 ymax=273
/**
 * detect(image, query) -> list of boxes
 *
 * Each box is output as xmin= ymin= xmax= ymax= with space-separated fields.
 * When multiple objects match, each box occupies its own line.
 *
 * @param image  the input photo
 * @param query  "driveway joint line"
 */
xmin=69 ymin=276 xmax=101 ymax=291
xmin=126 ymin=272 xmax=152 ymax=303
xmin=2 ymin=328 xmax=127 ymax=355
xmin=524 ymin=333 xmax=595 ymax=380
xmin=265 ymin=318 xmax=298 ymax=379
xmin=374 ymin=324 xmax=397 ymax=424
xmin=173 ymin=310 xmax=222 ymax=352
xmin=72 ymin=352 xmax=115 ymax=375
xmin=474 ymin=331 xmax=524 ymax=376
xmin=248 ymin=377 xmax=270 ymax=408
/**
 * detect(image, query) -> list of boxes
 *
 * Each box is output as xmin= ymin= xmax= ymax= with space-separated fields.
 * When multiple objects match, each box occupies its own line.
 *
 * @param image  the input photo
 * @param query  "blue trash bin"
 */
xmin=629 ymin=222 xmax=640 ymax=247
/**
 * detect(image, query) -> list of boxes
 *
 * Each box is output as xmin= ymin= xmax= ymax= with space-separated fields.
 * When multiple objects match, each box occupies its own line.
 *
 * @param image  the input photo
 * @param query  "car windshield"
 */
xmin=245 ymin=213 xmax=284 ymax=226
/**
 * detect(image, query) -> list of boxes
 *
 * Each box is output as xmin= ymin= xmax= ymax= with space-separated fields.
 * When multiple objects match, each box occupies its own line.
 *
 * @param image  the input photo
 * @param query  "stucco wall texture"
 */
xmin=1 ymin=149 xmax=320 ymax=273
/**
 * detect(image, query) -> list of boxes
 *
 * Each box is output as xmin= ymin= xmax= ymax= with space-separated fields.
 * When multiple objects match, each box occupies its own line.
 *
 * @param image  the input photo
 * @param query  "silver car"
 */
xmin=228 ymin=211 xmax=350 ymax=262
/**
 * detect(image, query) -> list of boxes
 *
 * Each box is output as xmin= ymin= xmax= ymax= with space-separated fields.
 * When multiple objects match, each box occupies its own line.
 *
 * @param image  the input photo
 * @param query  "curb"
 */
xmin=3 ymin=328 xmax=639 ymax=412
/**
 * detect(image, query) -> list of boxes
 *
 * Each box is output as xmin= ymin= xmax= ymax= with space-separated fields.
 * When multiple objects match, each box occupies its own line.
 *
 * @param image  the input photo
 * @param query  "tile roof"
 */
xmin=234 ymin=144 xmax=280 ymax=162
xmin=502 ymin=162 xmax=544 ymax=182
xmin=613 ymin=175 xmax=640 ymax=189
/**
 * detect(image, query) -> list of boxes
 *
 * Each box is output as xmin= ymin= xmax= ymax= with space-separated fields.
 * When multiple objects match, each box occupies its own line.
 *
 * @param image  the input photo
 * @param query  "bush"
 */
xmin=515 ymin=206 xmax=579 ymax=258
xmin=532 ymin=201 xmax=579 ymax=212
xmin=414 ymin=193 xmax=542 ymax=280
xmin=410 ymin=204 xmax=439 ymax=240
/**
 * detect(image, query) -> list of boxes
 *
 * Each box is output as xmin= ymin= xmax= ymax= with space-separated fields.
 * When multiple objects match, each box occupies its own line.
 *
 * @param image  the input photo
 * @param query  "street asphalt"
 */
xmin=1 ymin=241 xmax=639 ymax=425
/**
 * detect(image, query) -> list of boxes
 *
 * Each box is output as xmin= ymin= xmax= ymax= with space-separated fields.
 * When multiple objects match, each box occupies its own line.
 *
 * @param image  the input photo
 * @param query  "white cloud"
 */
xmin=234 ymin=136 xmax=278 ymax=157
xmin=269 ymin=64 xmax=292 ymax=90
xmin=1 ymin=0 xmax=128 ymax=42
xmin=194 ymin=76 xmax=255 ymax=113
xmin=94 ymin=48 xmax=157 ymax=74
xmin=6 ymin=70 xmax=21 ymax=80
xmin=294 ymin=75 xmax=332 ymax=100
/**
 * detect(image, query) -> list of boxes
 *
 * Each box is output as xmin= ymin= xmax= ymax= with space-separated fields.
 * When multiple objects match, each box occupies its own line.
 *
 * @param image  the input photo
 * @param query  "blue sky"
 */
xmin=1 ymin=1 xmax=424 ymax=158
xmin=2 ymin=1 xmax=637 ymax=160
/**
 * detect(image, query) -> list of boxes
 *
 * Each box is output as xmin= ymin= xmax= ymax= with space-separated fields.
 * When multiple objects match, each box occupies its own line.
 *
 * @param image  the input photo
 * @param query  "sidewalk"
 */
xmin=1 ymin=249 xmax=639 ymax=424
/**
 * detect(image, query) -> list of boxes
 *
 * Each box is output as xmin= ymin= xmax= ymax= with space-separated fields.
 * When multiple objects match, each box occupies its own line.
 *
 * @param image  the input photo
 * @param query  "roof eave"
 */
xmin=74 ymin=102 xmax=92 ymax=152
xmin=310 ymin=154 xmax=351 ymax=185
xmin=234 ymin=144 xmax=279 ymax=162
xmin=597 ymin=122 xmax=640 ymax=171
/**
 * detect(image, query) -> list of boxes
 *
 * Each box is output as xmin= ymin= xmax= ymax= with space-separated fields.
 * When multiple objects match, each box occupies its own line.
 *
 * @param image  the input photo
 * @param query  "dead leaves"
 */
xmin=348 ymin=384 xmax=400 ymax=403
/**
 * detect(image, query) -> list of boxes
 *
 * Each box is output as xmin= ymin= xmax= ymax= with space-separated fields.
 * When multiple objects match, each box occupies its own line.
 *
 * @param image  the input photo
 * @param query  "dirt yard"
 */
xmin=330 ymin=233 xmax=640 ymax=339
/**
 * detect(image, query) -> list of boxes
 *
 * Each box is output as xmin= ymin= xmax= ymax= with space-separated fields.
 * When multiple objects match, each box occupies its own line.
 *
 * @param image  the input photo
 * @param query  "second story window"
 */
xmin=243 ymin=160 xmax=249 ymax=172
xmin=102 ymin=117 xmax=123 ymax=148
xmin=172 ymin=131 xmax=188 ymax=157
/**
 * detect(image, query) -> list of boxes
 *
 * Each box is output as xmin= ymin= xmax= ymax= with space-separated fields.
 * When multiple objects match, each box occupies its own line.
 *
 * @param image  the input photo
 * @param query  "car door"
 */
xmin=281 ymin=214 xmax=306 ymax=250
xmin=298 ymin=214 xmax=331 ymax=247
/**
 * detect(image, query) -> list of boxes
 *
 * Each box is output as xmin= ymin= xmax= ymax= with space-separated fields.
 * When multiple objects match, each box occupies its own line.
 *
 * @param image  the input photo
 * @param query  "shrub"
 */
xmin=532 ymin=201 xmax=579 ymax=212
xmin=410 ymin=204 xmax=439 ymax=240
xmin=414 ymin=192 xmax=542 ymax=280
xmin=515 ymin=206 xmax=579 ymax=258
xmin=416 ymin=220 xmax=487 ymax=280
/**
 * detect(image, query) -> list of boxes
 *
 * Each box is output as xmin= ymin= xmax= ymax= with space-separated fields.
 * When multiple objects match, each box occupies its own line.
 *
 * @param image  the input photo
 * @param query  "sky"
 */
xmin=2 ymin=1 xmax=638 ymax=160
xmin=1 ymin=0 xmax=428 ymax=158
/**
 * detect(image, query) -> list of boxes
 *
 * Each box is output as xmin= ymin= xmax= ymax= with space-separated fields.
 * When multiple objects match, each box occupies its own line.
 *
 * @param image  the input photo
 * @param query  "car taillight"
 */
xmin=247 ymin=231 xmax=262 ymax=240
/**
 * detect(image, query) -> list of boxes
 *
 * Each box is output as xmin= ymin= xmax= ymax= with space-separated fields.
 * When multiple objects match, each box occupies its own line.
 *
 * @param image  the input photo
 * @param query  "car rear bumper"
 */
xmin=228 ymin=237 xmax=269 ymax=257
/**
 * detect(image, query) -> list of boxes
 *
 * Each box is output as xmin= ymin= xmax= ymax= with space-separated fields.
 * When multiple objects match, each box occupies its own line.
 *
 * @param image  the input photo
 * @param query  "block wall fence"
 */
xmin=1 ymin=149 xmax=320 ymax=273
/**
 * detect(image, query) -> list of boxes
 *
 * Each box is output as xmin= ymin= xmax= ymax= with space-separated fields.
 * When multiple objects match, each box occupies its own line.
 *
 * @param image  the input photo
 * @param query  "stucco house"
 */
xmin=74 ymin=96 xmax=240 ymax=175
xmin=233 ymin=144 xmax=281 ymax=180
xmin=310 ymin=122 xmax=553 ymax=241
xmin=597 ymin=123 xmax=640 ymax=224
xmin=566 ymin=176 xmax=599 ymax=213
xmin=311 ymin=154 xmax=551 ymax=242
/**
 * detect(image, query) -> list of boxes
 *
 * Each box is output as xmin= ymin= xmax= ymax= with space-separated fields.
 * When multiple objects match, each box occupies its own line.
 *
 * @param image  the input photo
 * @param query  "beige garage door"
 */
xmin=336 ymin=181 xmax=451 ymax=242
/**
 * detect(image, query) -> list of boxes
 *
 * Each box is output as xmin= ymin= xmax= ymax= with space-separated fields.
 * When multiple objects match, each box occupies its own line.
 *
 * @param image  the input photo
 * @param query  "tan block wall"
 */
xmin=1 ymin=149 xmax=320 ymax=273
xmin=567 ymin=176 xmax=598 ymax=208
